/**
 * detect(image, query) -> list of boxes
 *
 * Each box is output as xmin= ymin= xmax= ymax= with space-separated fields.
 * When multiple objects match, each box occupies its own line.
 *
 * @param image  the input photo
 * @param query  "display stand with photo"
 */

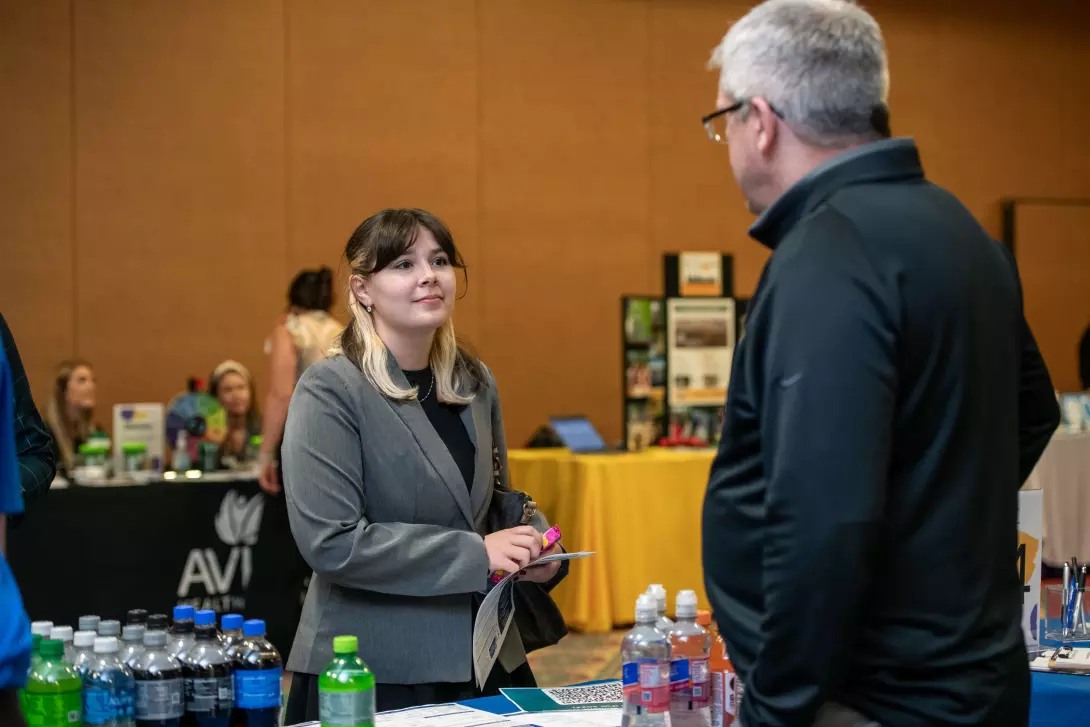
xmin=621 ymin=296 xmax=667 ymax=451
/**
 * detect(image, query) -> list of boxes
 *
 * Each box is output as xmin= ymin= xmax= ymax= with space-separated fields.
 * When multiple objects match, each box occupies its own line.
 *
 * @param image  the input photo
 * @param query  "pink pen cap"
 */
xmin=489 ymin=525 xmax=563 ymax=584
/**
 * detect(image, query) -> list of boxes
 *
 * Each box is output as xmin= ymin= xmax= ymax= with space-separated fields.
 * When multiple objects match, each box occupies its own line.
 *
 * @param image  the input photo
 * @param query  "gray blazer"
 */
xmin=281 ymin=354 xmax=550 ymax=684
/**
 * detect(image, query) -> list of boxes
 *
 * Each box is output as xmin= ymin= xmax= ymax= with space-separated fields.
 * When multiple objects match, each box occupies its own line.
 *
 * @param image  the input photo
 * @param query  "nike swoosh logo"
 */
xmin=779 ymin=373 xmax=803 ymax=388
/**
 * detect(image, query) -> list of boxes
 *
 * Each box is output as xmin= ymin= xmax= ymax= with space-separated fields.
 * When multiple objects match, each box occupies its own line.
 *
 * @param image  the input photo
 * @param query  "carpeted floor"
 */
xmin=526 ymin=630 xmax=625 ymax=687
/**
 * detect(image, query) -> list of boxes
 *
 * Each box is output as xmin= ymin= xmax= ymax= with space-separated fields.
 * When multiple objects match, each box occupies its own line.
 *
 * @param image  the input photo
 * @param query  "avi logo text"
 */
xmin=177 ymin=490 xmax=264 ymax=610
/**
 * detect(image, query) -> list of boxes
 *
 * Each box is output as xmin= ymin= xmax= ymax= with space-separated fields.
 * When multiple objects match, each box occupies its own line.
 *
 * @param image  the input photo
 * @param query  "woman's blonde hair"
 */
xmin=338 ymin=208 xmax=482 ymax=404
xmin=47 ymin=358 xmax=94 ymax=473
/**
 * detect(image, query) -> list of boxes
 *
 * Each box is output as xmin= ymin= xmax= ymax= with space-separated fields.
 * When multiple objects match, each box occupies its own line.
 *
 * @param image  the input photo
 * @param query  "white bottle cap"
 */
xmin=676 ymin=589 xmax=698 ymax=618
xmin=94 ymin=636 xmax=119 ymax=654
xmin=50 ymin=626 xmax=74 ymax=643
xmin=635 ymin=593 xmax=657 ymax=622
xmin=647 ymin=584 xmax=667 ymax=611
xmin=31 ymin=621 xmax=54 ymax=637
xmin=73 ymin=630 xmax=97 ymax=648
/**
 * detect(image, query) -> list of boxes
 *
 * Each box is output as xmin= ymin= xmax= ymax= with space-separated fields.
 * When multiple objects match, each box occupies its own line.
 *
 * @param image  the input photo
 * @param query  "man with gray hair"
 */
xmin=701 ymin=2 xmax=1058 ymax=726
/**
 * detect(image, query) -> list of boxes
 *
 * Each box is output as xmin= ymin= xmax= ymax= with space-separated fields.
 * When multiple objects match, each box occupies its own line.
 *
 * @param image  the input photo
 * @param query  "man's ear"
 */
xmin=750 ymin=97 xmax=780 ymax=156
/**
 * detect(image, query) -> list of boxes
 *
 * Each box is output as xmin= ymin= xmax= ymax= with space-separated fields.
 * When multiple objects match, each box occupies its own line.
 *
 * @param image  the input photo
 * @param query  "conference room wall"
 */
xmin=1 ymin=0 xmax=1088 ymax=448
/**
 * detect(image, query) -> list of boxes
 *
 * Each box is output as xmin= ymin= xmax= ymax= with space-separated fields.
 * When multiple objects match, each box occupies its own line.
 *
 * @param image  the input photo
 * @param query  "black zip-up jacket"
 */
xmin=702 ymin=139 xmax=1059 ymax=727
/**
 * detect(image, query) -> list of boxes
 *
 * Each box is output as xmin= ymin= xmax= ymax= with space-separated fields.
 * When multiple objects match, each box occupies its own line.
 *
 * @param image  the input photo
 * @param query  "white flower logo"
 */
xmin=214 ymin=490 xmax=264 ymax=546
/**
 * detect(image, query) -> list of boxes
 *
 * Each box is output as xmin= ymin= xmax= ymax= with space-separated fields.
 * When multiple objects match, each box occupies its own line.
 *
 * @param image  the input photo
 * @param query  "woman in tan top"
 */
xmin=258 ymin=267 xmax=343 ymax=494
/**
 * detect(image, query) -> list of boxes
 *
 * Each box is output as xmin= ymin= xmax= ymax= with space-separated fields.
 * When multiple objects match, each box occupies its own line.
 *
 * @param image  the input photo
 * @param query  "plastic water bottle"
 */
xmin=622 ymin=594 xmax=672 ymax=727
xmin=30 ymin=632 xmax=44 ymax=671
xmin=181 ymin=609 xmax=233 ymax=727
xmin=127 ymin=610 xmax=150 ymax=627
xmin=73 ymin=630 xmax=99 ymax=677
xmin=131 ymin=630 xmax=185 ymax=727
xmin=169 ymin=606 xmax=196 ymax=659
xmin=219 ymin=615 xmax=244 ymax=658
xmin=318 ymin=635 xmax=376 ymax=727
xmin=100 ymin=620 xmax=122 ymax=638
xmin=148 ymin=615 xmax=170 ymax=632
xmin=32 ymin=621 xmax=55 ymax=640
xmin=24 ymin=638 xmax=83 ymax=727
xmin=668 ymin=591 xmax=711 ymax=727
xmin=80 ymin=615 xmax=103 ymax=633
xmin=648 ymin=585 xmax=674 ymax=633
xmin=49 ymin=626 xmax=76 ymax=663
xmin=231 ymin=619 xmax=282 ymax=727
xmin=83 ymin=636 xmax=136 ymax=727
xmin=122 ymin=625 xmax=148 ymax=667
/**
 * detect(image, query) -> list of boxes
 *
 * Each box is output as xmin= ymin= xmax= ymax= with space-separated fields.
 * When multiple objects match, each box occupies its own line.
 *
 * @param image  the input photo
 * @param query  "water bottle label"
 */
xmin=622 ymin=659 xmax=669 ymax=714
xmin=83 ymin=684 xmax=134 ymax=724
xmin=135 ymin=678 xmax=184 ymax=720
xmin=23 ymin=691 xmax=82 ymax=726
xmin=319 ymin=689 xmax=376 ymax=726
xmin=235 ymin=668 xmax=284 ymax=709
xmin=670 ymin=658 xmax=692 ymax=690
xmin=711 ymin=671 xmax=738 ymax=727
xmin=185 ymin=676 xmax=234 ymax=714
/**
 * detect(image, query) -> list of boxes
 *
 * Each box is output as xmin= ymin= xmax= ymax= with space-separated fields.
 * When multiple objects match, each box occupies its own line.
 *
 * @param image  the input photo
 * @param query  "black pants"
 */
xmin=284 ymin=662 xmax=536 ymax=723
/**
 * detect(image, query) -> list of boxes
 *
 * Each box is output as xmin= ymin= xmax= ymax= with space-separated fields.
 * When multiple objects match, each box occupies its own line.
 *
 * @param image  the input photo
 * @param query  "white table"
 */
xmin=1024 ymin=431 xmax=1090 ymax=565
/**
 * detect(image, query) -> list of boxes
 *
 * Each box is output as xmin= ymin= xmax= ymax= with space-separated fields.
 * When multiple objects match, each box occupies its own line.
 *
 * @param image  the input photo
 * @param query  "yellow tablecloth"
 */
xmin=508 ymin=448 xmax=715 ymax=633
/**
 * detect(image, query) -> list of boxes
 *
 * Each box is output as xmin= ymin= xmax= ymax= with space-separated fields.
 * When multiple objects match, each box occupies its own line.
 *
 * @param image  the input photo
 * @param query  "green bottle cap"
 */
xmin=121 ymin=442 xmax=147 ymax=454
xmin=32 ymin=633 xmax=41 ymax=652
xmin=78 ymin=443 xmax=109 ymax=455
xmin=40 ymin=639 xmax=64 ymax=658
xmin=332 ymin=635 xmax=358 ymax=654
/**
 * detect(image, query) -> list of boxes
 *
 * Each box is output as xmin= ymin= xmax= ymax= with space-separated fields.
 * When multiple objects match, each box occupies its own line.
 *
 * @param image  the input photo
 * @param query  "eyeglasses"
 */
xmin=701 ymin=100 xmax=785 ymax=144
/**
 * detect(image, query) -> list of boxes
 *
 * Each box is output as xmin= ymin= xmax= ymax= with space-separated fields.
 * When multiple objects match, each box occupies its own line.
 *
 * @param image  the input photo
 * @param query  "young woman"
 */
xmin=257 ymin=267 xmax=342 ymax=494
xmin=281 ymin=208 xmax=563 ymax=719
xmin=208 ymin=360 xmax=262 ymax=465
xmin=45 ymin=359 xmax=97 ymax=476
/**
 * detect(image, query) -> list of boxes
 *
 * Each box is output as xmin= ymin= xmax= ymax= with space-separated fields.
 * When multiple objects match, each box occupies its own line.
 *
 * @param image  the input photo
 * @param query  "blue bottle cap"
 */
xmin=221 ymin=614 xmax=244 ymax=630
xmin=242 ymin=619 xmax=266 ymax=637
xmin=173 ymin=605 xmax=195 ymax=620
xmin=194 ymin=610 xmax=217 ymax=626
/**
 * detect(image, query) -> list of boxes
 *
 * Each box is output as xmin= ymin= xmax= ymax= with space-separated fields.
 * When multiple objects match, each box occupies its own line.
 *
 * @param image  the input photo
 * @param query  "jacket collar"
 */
xmin=749 ymin=138 xmax=925 ymax=249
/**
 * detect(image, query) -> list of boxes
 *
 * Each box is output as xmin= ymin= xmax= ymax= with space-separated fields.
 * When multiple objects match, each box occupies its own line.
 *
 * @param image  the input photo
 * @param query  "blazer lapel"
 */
xmin=384 ymin=360 xmax=474 ymax=528
xmin=464 ymin=394 xmax=493 ymax=523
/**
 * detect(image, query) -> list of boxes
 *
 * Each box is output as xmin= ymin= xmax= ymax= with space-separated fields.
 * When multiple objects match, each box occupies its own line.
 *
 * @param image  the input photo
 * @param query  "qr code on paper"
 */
xmin=543 ymin=682 xmax=623 ymax=706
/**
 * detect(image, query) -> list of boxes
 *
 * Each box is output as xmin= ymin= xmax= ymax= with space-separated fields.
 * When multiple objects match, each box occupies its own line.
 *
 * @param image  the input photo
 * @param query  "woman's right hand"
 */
xmin=258 ymin=458 xmax=280 ymax=496
xmin=484 ymin=526 xmax=543 ymax=573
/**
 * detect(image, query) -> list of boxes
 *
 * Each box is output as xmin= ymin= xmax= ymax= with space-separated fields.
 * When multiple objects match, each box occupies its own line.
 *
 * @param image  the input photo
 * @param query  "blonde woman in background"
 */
xmin=257 ymin=267 xmax=342 ymax=495
xmin=209 ymin=360 xmax=262 ymax=466
xmin=45 ymin=359 xmax=97 ymax=477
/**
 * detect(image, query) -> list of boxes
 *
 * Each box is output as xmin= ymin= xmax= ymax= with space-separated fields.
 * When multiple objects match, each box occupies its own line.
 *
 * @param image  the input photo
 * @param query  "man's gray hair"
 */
xmin=709 ymin=0 xmax=889 ymax=146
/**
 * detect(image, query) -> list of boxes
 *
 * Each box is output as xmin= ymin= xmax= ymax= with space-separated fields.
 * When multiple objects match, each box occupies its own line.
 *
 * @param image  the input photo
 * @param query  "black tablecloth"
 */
xmin=8 ymin=477 xmax=309 ymax=659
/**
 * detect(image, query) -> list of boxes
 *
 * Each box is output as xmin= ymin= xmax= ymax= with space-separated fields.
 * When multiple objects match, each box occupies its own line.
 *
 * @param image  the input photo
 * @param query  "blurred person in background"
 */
xmin=0 ymin=339 xmax=31 ymax=726
xmin=257 ymin=267 xmax=342 ymax=495
xmin=209 ymin=359 xmax=262 ymax=466
xmin=0 ymin=314 xmax=55 ymax=510
xmin=700 ymin=1 xmax=1057 ymax=726
xmin=45 ymin=359 xmax=97 ymax=478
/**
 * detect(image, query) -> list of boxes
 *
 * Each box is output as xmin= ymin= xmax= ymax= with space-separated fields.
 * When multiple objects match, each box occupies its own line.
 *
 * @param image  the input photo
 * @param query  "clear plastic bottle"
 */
xmin=648 ymin=585 xmax=674 ymax=634
xmin=83 ymin=636 xmax=136 ymax=727
xmin=219 ymin=615 xmax=244 ymax=658
xmin=49 ymin=626 xmax=76 ymax=663
xmin=72 ymin=630 xmax=99 ymax=677
xmin=231 ymin=619 xmax=282 ymax=727
xmin=148 ymin=615 xmax=170 ymax=633
xmin=24 ymin=638 xmax=83 ymax=727
xmin=169 ymin=606 xmax=197 ymax=660
xmin=122 ymin=625 xmax=148 ymax=667
xmin=181 ymin=609 xmax=234 ymax=727
xmin=132 ymin=629 xmax=185 ymax=727
xmin=32 ymin=621 xmax=55 ymax=640
xmin=80 ymin=615 xmax=103 ymax=633
xmin=622 ymin=593 xmax=672 ymax=727
xmin=127 ymin=610 xmax=150 ymax=627
xmin=99 ymin=620 xmax=122 ymax=638
xmin=318 ymin=635 xmax=375 ymax=727
xmin=668 ymin=591 xmax=711 ymax=727
xmin=707 ymin=617 xmax=742 ymax=727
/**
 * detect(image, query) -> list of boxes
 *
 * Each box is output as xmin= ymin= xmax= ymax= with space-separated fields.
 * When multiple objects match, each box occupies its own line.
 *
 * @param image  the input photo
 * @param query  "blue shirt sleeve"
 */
xmin=0 ymin=347 xmax=23 ymax=516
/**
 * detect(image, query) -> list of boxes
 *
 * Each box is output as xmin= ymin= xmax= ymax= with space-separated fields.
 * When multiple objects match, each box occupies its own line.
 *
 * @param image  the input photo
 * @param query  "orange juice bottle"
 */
xmin=699 ymin=611 xmax=740 ymax=727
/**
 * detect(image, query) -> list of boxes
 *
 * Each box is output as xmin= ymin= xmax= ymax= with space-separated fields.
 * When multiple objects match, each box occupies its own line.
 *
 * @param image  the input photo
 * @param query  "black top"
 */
xmin=702 ymin=139 xmax=1059 ymax=727
xmin=0 ymin=313 xmax=56 ymax=508
xmin=403 ymin=368 xmax=474 ymax=492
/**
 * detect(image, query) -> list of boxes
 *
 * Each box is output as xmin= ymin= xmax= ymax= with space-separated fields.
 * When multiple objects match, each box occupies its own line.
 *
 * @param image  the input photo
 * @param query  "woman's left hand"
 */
xmin=515 ymin=542 xmax=562 ymax=584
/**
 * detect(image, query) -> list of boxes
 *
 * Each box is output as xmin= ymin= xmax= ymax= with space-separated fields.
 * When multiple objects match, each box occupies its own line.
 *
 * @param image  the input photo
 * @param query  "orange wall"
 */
xmin=2 ymin=0 xmax=1089 ymax=446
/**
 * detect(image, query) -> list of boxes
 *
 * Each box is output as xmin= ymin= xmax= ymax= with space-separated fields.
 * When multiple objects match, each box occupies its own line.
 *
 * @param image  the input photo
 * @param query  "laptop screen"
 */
xmin=549 ymin=417 xmax=607 ymax=453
